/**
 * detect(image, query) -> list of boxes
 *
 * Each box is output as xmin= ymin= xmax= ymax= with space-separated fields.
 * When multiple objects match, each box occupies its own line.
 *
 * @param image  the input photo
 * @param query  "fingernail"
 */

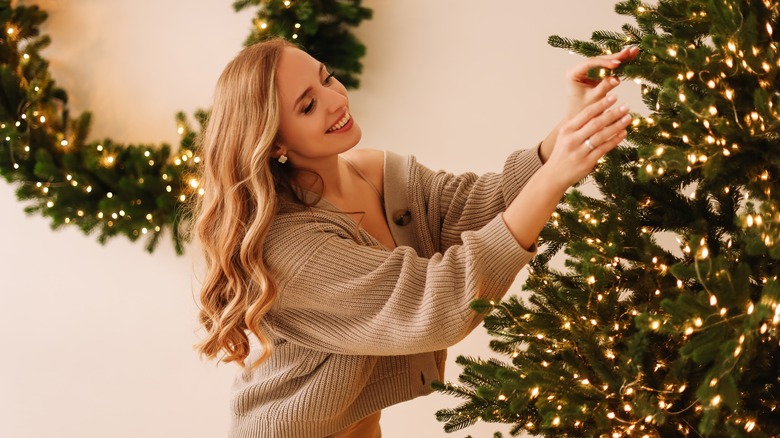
xmin=619 ymin=105 xmax=628 ymax=112
xmin=607 ymin=95 xmax=617 ymax=102
xmin=622 ymin=114 xmax=632 ymax=122
xmin=609 ymin=77 xmax=619 ymax=85
xmin=611 ymin=59 xmax=621 ymax=64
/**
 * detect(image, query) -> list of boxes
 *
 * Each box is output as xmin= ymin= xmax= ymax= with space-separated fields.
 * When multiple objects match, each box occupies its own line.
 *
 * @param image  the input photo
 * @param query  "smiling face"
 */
xmin=274 ymin=46 xmax=362 ymax=168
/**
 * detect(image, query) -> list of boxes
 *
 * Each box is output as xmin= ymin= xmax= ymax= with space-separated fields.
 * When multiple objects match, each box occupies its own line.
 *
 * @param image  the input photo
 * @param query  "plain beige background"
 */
xmin=0 ymin=1 xmax=646 ymax=437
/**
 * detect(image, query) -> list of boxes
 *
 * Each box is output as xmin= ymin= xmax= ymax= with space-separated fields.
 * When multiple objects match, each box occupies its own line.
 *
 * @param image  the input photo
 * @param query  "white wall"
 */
xmin=0 ymin=1 xmax=644 ymax=437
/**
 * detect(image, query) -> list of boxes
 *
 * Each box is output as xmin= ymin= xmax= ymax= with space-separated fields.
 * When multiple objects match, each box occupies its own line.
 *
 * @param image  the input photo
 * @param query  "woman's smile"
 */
xmin=326 ymin=111 xmax=353 ymax=133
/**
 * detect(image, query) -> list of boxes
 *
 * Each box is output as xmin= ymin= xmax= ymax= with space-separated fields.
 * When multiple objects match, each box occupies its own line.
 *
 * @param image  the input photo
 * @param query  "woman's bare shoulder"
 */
xmin=342 ymin=148 xmax=385 ymax=192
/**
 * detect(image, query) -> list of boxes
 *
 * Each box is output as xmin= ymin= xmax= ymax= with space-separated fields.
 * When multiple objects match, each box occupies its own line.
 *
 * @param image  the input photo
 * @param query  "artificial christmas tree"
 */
xmin=436 ymin=0 xmax=780 ymax=436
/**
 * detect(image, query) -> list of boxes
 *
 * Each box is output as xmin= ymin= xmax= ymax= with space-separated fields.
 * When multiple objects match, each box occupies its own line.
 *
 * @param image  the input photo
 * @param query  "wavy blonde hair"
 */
xmin=192 ymin=38 xmax=299 ymax=372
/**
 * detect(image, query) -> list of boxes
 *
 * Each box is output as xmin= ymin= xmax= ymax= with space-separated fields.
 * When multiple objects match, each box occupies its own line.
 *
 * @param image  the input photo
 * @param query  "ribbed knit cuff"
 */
xmin=501 ymin=142 xmax=545 ymax=205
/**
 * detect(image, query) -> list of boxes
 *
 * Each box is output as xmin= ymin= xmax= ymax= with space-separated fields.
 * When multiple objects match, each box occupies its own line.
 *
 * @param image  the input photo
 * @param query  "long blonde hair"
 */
xmin=193 ymin=38 xmax=298 ymax=372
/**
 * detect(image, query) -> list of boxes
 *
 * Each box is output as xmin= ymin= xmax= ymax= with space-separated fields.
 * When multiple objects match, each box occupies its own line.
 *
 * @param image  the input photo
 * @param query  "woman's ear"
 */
xmin=270 ymin=144 xmax=287 ymax=159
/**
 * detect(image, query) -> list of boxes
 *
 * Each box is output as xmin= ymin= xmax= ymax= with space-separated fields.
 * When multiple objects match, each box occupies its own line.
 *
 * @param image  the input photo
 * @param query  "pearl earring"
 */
xmin=277 ymin=155 xmax=288 ymax=164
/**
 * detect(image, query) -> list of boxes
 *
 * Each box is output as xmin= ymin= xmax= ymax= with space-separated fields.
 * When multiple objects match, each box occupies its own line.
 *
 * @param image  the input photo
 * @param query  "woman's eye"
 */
xmin=324 ymin=71 xmax=335 ymax=85
xmin=303 ymin=99 xmax=315 ymax=114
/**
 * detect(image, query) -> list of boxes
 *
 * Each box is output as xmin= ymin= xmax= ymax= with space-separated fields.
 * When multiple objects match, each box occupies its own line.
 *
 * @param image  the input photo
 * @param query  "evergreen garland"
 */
xmin=0 ymin=0 xmax=370 ymax=254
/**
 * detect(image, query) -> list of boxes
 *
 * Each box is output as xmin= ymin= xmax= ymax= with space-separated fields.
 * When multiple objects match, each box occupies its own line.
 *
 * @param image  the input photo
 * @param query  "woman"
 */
xmin=193 ymin=37 xmax=638 ymax=437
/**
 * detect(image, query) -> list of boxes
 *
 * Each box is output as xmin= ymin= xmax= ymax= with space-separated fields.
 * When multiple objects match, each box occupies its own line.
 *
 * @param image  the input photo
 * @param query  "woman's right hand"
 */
xmin=545 ymin=94 xmax=632 ymax=190
xmin=501 ymin=95 xmax=631 ymax=250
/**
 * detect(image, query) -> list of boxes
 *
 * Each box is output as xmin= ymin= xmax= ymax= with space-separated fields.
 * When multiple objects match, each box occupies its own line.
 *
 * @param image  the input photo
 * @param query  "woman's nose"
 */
xmin=324 ymin=88 xmax=348 ymax=113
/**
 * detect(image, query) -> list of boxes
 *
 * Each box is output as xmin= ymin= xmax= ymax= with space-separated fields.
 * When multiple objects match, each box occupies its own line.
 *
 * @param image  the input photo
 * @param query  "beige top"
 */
xmin=228 ymin=145 xmax=544 ymax=438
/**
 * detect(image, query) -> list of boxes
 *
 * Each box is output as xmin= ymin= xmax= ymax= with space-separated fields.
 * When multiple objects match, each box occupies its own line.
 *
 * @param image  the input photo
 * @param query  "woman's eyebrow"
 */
xmin=294 ymin=63 xmax=326 ymax=109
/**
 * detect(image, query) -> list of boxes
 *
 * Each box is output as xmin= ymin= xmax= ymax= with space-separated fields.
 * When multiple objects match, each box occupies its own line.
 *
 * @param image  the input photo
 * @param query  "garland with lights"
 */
xmin=436 ymin=0 xmax=780 ymax=437
xmin=0 ymin=0 xmax=371 ymax=254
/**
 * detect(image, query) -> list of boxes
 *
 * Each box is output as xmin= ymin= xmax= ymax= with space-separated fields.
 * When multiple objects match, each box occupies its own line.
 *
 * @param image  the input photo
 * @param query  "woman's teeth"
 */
xmin=327 ymin=113 xmax=351 ymax=132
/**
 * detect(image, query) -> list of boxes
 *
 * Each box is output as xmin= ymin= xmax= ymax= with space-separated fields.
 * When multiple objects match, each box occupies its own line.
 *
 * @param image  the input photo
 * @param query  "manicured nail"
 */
xmin=607 ymin=95 xmax=617 ymax=102
xmin=609 ymin=77 xmax=619 ymax=85
xmin=619 ymin=105 xmax=628 ymax=112
xmin=611 ymin=59 xmax=621 ymax=64
xmin=622 ymin=114 xmax=632 ymax=122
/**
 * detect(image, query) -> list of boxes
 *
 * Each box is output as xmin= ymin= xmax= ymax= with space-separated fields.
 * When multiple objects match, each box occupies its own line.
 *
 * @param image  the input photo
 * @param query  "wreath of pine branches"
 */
xmin=0 ymin=0 xmax=371 ymax=254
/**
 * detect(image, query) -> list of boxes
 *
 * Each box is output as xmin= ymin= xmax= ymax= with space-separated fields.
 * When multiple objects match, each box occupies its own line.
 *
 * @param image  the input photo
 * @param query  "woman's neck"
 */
xmin=292 ymin=155 xmax=349 ymax=200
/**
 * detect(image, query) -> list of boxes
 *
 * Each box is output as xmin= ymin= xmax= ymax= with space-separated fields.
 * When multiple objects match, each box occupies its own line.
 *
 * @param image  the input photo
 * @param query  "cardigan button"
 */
xmin=392 ymin=209 xmax=412 ymax=226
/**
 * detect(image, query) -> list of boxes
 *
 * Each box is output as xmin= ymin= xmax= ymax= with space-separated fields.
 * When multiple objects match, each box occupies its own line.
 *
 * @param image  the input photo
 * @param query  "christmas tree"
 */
xmin=435 ymin=0 xmax=780 ymax=437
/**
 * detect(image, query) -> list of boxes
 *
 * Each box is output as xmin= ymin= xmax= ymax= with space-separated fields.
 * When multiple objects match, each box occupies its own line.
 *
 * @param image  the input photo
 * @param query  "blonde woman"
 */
xmin=193 ymin=38 xmax=638 ymax=437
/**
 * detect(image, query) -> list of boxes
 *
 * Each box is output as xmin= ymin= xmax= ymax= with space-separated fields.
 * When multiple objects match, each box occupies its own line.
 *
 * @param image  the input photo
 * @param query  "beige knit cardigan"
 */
xmin=228 ymin=145 xmax=544 ymax=437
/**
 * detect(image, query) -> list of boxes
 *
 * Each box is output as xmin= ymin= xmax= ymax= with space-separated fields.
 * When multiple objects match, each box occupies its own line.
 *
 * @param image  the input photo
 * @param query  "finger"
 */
xmin=588 ymin=108 xmax=632 ymax=145
xmin=589 ymin=129 xmax=627 ymax=156
xmin=570 ymin=46 xmax=640 ymax=78
xmin=566 ymin=95 xmax=617 ymax=132
xmin=613 ymin=46 xmax=640 ymax=62
xmin=581 ymin=106 xmax=632 ymax=145
xmin=585 ymin=76 xmax=621 ymax=103
xmin=568 ymin=57 xmax=622 ymax=79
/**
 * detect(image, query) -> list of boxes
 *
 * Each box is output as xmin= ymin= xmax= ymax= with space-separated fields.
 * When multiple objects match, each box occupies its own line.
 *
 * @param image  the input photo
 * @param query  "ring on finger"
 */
xmin=584 ymin=138 xmax=597 ymax=152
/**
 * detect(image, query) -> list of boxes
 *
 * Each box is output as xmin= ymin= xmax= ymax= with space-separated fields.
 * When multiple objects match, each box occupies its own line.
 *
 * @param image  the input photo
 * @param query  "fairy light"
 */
xmin=711 ymin=395 xmax=721 ymax=406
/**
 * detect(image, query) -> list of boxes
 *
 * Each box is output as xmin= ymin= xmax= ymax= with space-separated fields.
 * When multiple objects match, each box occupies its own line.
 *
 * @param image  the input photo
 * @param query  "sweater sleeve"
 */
xmin=402 ymin=143 xmax=544 ymax=252
xmin=264 ymin=213 xmax=535 ymax=356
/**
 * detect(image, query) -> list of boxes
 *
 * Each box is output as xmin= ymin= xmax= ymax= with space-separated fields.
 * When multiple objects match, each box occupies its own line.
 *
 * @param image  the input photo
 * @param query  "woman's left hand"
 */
xmin=538 ymin=46 xmax=639 ymax=163
xmin=564 ymin=46 xmax=640 ymax=119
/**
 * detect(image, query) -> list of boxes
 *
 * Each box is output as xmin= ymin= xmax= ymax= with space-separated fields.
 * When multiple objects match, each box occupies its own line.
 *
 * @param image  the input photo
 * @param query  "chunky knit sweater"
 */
xmin=228 ymin=145 xmax=544 ymax=437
